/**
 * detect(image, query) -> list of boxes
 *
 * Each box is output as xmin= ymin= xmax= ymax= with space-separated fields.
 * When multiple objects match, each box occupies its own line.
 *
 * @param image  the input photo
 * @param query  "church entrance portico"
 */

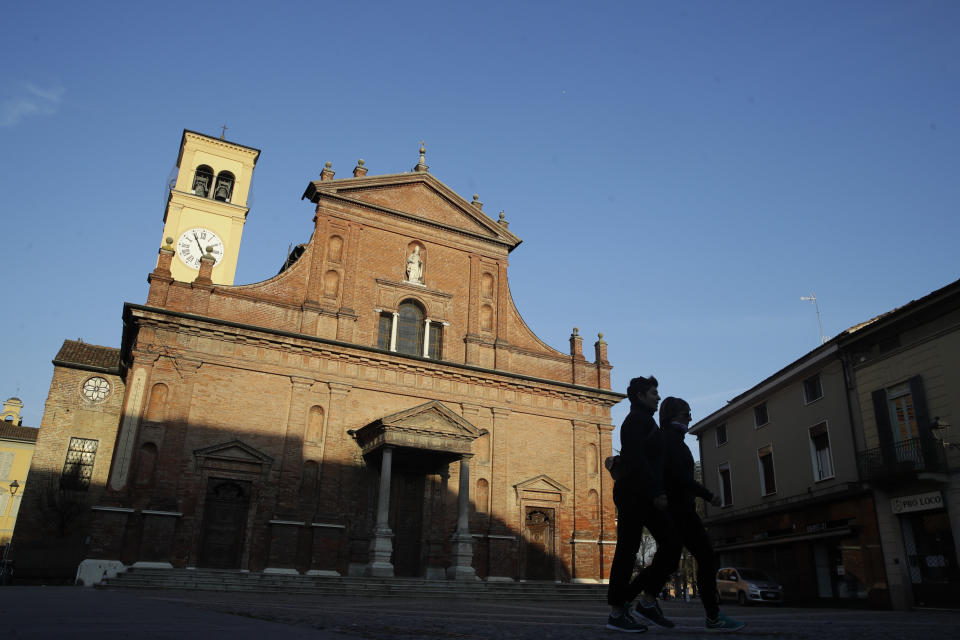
xmin=353 ymin=401 xmax=481 ymax=579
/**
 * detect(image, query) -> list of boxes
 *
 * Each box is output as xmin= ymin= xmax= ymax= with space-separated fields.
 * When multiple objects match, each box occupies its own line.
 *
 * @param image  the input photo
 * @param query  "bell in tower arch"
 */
xmin=192 ymin=165 xmax=213 ymax=197
xmin=213 ymin=171 xmax=235 ymax=202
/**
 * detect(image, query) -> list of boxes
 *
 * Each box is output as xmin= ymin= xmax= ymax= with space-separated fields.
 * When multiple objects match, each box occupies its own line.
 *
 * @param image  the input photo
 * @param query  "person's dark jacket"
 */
xmin=616 ymin=404 xmax=664 ymax=502
xmin=662 ymin=421 xmax=714 ymax=507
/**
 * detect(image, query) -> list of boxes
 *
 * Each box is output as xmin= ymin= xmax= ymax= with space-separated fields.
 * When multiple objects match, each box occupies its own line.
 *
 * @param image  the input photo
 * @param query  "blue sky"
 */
xmin=2 ymin=1 xmax=958 ymax=456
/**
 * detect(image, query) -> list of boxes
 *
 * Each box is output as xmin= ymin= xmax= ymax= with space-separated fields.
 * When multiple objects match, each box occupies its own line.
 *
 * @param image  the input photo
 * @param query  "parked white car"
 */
xmin=716 ymin=567 xmax=784 ymax=605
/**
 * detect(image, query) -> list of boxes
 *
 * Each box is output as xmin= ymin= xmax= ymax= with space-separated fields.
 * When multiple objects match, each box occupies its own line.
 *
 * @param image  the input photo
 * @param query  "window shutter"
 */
xmin=872 ymin=388 xmax=895 ymax=466
xmin=909 ymin=376 xmax=931 ymax=437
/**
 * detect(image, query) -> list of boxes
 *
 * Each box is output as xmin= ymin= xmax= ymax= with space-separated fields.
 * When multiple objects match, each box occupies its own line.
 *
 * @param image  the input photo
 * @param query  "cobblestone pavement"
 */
xmin=3 ymin=587 xmax=960 ymax=640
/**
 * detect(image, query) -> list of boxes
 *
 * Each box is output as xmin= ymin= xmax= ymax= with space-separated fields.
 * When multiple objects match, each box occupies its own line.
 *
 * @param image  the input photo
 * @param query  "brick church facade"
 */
xmin=16 ymin=132 xmax=623 ymax=582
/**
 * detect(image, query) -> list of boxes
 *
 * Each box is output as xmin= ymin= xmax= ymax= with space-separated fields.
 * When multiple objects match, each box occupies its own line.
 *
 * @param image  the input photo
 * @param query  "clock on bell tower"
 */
xmin=158 ymin=129 xmax=261 ymax=285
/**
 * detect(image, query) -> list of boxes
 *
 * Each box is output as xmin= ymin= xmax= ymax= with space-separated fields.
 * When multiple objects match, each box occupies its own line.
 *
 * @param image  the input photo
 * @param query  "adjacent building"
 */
xmin=689 ymin=341 xmax=886 ymax=607
xmin=841 ymin=278 xmax=960 ymax=609
xmin=1 ymin=398 xmax=38 ymax=566
xmin=14 ymin=131 xmax=623 ymax=584
xmin=691 ymin=277 xmax=960 ymax=609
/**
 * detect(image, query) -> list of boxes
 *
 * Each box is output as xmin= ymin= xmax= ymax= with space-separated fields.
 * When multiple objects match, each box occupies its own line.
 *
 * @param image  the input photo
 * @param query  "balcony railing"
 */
xmin=856 ymin=437 xmax=948 ymax=483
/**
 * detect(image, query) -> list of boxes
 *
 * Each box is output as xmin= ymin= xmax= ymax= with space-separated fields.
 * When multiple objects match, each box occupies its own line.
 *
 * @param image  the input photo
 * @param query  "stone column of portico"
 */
xmin=365 ymin=446 xmax=395 ymax=577
xmin=447 ymin=453 xmax=478 ymax=580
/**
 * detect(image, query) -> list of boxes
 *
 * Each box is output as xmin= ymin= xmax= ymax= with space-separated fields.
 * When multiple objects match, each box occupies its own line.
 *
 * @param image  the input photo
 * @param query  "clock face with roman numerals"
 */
xmin=176 ymin=228 xmax=225 ymax=269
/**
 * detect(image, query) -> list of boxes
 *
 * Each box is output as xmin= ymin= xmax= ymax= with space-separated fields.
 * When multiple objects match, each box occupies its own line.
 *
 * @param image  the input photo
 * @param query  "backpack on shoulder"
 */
xmin=604 ymin=455 xmax=624 ymax=481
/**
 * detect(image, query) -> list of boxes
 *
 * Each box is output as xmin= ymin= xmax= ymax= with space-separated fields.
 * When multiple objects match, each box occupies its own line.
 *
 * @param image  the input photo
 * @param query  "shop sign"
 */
xmin=890 ymin=491 xmax=943 ymax=514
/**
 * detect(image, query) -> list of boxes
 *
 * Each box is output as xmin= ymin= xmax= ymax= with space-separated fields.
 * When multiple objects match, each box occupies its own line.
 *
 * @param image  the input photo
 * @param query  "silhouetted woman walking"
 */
xmin=659 ymin=396 xmax=744 ymax=632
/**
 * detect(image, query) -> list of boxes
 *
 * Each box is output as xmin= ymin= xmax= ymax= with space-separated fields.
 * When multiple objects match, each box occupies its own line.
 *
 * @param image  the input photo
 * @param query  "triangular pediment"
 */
xmin=514 ymin=474 xmax=571 ymax=494
xmin=193 ymin=439 xmax=274 ymax=465
xmin=303 ymin=172 xmax=521 ymax=249
xmin=379 ymin=400 xmax=482 ymax=438
xmin=353 ymin=400 xmax=481 ymax=459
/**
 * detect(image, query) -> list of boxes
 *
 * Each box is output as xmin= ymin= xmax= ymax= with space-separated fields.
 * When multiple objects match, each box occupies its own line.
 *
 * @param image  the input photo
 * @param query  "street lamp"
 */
xmin=801 ymin=292 xmax=827 ymax=345
xmin=930 ymin=417 xmax=955 ymax=448
xmin=2 ymin=479 xmax=21 ymax=583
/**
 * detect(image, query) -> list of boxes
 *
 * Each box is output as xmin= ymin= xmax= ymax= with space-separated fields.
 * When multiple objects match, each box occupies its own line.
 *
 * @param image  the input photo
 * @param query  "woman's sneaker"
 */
xmin=607 ymin=610 xmax=648 ymax=633
xmin=706 ymin=612 xmax=745 ymax=632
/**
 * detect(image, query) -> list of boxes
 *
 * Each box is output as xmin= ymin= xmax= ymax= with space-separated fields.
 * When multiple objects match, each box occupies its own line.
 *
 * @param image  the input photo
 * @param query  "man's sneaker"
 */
xmin=632 ymin=599 xmax=675 ymax=629
xmin=606 ymin=610 xmax=648 ymax=633
xmin=706 ymin=612 xmax=746 ymax=632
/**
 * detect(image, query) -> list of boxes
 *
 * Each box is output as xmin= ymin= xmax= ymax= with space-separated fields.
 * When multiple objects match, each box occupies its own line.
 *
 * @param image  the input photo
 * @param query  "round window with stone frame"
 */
xmin=81 ymin=376 xmax=111 ymax=402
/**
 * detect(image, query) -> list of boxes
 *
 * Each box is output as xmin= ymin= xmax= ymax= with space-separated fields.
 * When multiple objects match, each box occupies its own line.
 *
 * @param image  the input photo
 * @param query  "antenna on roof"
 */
xmin=800 ymin=292 xmax=827 ymax=345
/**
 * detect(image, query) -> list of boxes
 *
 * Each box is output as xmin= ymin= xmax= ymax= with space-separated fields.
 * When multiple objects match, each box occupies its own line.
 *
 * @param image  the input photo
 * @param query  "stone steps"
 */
xmin=99 ymin=567 xmax=609 ymax=600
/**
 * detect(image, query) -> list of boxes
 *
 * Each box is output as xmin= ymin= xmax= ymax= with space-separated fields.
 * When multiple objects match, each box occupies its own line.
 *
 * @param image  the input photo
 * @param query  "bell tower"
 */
xmin=158 ymin=129 xmax=261 ymax=285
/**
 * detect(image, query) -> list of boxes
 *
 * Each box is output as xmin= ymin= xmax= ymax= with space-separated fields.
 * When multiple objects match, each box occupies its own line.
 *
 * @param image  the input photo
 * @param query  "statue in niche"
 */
xmin=405 ymin=246 xmax=424 ymax=284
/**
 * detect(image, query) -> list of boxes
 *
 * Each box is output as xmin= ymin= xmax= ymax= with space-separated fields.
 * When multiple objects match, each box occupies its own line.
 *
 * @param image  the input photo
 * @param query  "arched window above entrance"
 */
xmin=396 ymin=300 xmax=425 ymax=356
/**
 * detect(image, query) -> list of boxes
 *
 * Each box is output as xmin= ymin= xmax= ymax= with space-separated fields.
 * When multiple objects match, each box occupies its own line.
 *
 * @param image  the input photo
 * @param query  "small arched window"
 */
xmin=396 ymin=300 xmax=425 ymax=356
xmin=192 ymin=165 xmax=214 ymax=197
xmin=213 ymin=171 xmax=235 ymax=202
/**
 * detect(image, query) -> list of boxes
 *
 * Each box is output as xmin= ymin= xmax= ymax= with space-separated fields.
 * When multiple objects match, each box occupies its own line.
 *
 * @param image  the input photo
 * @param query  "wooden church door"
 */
xmin=197 ymin=479 xmax=251 ymax=569
xmin=523 ymin=507 xmax=555 ymax=580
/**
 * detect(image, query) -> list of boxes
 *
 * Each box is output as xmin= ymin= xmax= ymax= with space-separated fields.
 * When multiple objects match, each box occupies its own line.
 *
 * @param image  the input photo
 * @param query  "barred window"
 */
xmin=61 ymin=437 xmax=98 ymax=490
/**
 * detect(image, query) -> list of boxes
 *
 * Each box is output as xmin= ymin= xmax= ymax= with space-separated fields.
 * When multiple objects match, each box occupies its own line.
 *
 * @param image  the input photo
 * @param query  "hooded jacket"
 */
xmin=662 ymin=421 xmax=714 ymax=507
xmin=616 ymin=403 xmax=664 ymax=502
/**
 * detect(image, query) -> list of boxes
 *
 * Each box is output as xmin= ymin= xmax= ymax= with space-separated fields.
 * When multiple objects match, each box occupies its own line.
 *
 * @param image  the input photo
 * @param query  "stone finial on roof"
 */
xmin=471 ymin=194 xmax=483 ymax=210
xmin=570 ymin=327 xmax=584 ymax=359
xmin=320 ymin=161 xmax=335 ymax=181
xmin=497 ymin=210 xmax=509 ymax=228
xmin=353 ymin=159 xmax=368 ymax=178
xmin=594 ymin=333 xmax=609 ymax=366
xmin=413 ymin=142 xmax=429 ymax=173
